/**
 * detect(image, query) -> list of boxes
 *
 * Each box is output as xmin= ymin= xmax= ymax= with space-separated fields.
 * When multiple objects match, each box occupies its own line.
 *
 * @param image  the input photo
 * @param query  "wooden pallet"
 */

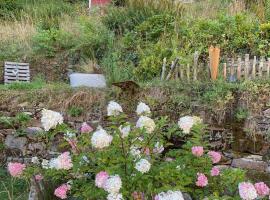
xmin=4 ymin=62 xmax=30 ymax=84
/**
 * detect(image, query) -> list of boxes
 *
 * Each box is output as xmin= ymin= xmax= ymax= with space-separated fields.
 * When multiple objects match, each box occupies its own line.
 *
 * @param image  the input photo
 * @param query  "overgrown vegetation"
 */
xmin=1 ymin=0 xmax=270 ymax=84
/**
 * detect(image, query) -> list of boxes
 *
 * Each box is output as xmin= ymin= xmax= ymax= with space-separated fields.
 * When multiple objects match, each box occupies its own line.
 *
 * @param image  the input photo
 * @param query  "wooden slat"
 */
xmin=223 ymin=63 xmax=227 ymax=80
xmin=5 ymin=73 xmax=30 ymax=77
xmin=237 ymin=56 xmax=242 ymax=80
xmin=267 ymin=58 xmax=270 ymax=77
xmin=193 ymin=51 xmax=199 ymax=81
xmin=252 ymin=56 xmax=256 ymax=79
xmin=5 ymin=76 xmax=30 ymax=80
xmin=244 ymin=54 xmax=249 ymax=80
xmin=161 ymin=58 xmax=167 ymax=80
xmin=259 ymin=56 xmax=264 ymax=77
xmin=186 ymin=64 xmax=190 ymax=82
xmin=5 ymin=66 xmax=29 ymax=70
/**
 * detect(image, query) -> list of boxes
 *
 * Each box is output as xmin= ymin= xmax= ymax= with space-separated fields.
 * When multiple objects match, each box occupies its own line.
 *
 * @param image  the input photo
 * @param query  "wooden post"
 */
xmin=237 ymin=56 xmax=242 ymax=80
xmin=244 ymin=54 xmax=250 ymax=80
xmin=209 ymin=46 xmax=220 ymax=80
xmin=259 ymin=56 xmax=264 ymax=77
xmin=223 ymin=63 xmax=227 ymax=80
xmin=230 ymin=58 xmax=235 ymax=81
xmin=252 ymin=56 xmax=256 ymax=79
xmin=187 ymin=64 xmax=190 ymax=82
xmin=180 ymin=65 xmax=184 ymax=81
xmin=161 ymin=58 xmax=167 ymax=80
xmin=267 ymin=58 xmax=270 ymax=78
xmin=193 ymin=51 xmax=199 ymax=81
xmin=166 ymin=58 xmax=180 ymax=80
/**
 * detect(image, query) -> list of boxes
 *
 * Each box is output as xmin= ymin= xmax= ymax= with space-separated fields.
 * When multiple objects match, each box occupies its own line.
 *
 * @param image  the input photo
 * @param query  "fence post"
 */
xmin=244 ymin=54 xmax=250 ymax=80
xmin=259 ymin=56 xmax=264 ymax=77
xmin=252 ymin=56 xmax=256 ymax=79
xmin=237 ymin=56 xmax=242 ymax=80
xmin=187 ymin=64 xmax=190 ymax=82
xmin=161 ymin=58 xmax=167 ymax=80
xmin=267 ymin=58 xmax=270 ymax=78
xmin=223 ymin=63 xmax=227 ymax=80
xmin=230 ymin=58 xmax=235 ymax=81
xmin=193 ymin=51 xmax=199 ymax=81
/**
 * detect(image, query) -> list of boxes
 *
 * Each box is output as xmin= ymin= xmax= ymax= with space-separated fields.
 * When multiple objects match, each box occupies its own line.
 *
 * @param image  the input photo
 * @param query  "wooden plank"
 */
xmin=5 ymin=66 xmax=29 ymax=70
xmin=161 ymin=58 xmax=167 ymax=80
xmin=259 ymin=56 xmax=264 ymax=77
xmin=237 ymin=56 xmax=242 ymax=80
xmin=244 ymin=54 xmax=249 ymax=80
xmin=180 ymin=65 xmax=184 ymax=80
xmin=5 ymin=72 xmax=30 ymax=77
xmin=186 ymin=64 xmax=190 ymax=82
xmin=193 ymin=51 xmax=199 ymax=81
xmin=5 ymin=61 xmax=29 ymax=66
xmin=5 ymin=76 xmax=30 ymax=80
xmin=230 ymin=58 xmax=235 ymax=78
xmin=223 ymin=63 xmax=227 ymax=80
xmin=252 ymin=56 xmax=256 ymax=79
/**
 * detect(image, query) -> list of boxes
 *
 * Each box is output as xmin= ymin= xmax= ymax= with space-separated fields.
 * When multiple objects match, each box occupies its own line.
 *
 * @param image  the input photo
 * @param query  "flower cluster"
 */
xmin=136 ymin=102 xmax=151 ymax=116
xmin=95 ymin=172 xmax=123 ymax=200
xmin=107 ymin=101 xmax=123 ymax=116
xmin=48 ymin=152 xmax=73 ymax=170
xmin=54 ymin=183 xmax=71 ymax=199
xmin=155 ymin=190 xmax=184 ymax=200
xmin=7 ymin=162 xmax=26 ymax=177
xmin=238 ymin=182 xmax=270 ymax=200
xmin=136 ymin=116 xmax=156 ymax=133
xmin=41 ymin=109 xmax=63 ymax=131
xmin=191 ymin=146 xmax=204 ymax=157
xmin=178 ymin=116 xmax=202 ymax=134
xmin=208 ymin=151 xmax=222 ymax=164
xmin=135 ymin=159 xmax=151 ymax=174
xmin=91 ymin=128 xmax=113 ymax=149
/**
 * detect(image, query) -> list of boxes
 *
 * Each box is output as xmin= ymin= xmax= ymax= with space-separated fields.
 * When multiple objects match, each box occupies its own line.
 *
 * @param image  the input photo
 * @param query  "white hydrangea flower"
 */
xmin=136 ymin=102 xmax=151 ymax=116
xmin=91 ymin=128 xmax=113 ymax=149
xmin=48 ymin=152 xmax=73 ymax=170
xmin=153 ymin=142 xmax=164 ymax=154
xmin=41 ymin=159 xmax=49 ymax=169
xmin=119 ymin=125 xmax=131 ymax=138
xmin=136 ymin=116 xmax=156 ymax=133
xmin=130 ymin=145 xmax=141 ymax=159
xmin=135 ymin=159 xmax=151 ymax=174
xmin=41 ymin=109 xmax=63 ymax=131
xmin=104 ymin=175 xmax=122 ymax=194
xmin=107 ymin=101 xmax=123 ymax=116
xmin=31 ymin=156 xmax=39 ymax=165
xmin=177 ymin=116 xmax=202 ymax=134
xmin=155 ymin=190 xmax=184 ymax=200
xmin=107 ymin=193 xmax=123 ymax=200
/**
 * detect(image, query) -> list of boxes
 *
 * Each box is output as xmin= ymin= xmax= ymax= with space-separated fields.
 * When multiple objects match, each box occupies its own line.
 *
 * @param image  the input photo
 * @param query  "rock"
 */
xmin=28 ymin=142 xmax=45 ymax=154
xmin=5 ymin=135 xmax=27 ymax=154
xmin=263 ymin=108 xmax=270 ymax=118
xmin=183 ymin=193 xmax=192 ymax=200
xmin=25 ymin=127 xmax=43 ymax=139
xmin=231 ymin=155 xmax=268 ymax=172
xmin=0 ymin=129 xmax=14 ymax=135
xmin=216 ymin=165 xmax=230 ymax=171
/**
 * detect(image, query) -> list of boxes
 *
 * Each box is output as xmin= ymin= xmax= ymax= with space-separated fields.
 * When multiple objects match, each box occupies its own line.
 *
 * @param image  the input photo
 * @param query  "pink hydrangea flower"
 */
xmin=54 ymin=184 xmax=71 ymax=199
xmin=192 ymin=146 xmax=204 ymax=157
xmin=95 ymin=171 xmax=109 ymax=188
xmin=35 ymin=174 xmax=43 ymax=181
xmin=80 ymin=122 xmax=93 ymax=133
xmin=208 ymin=151 xmax=221 ymax=164
xmin=210 ymin=166 xmax=220 ymax=176
xmin=196 ymin=173 xmax=208 ymax=187
xmin=238 ymin=182 xmax=257 ymax=200
xmin=58 ymin=152 xmax=73 ymax=170
xmin=7 ymin=162 xmax=26 ymax=177
xmin=254 ymin=182 xmax=269 ymax=197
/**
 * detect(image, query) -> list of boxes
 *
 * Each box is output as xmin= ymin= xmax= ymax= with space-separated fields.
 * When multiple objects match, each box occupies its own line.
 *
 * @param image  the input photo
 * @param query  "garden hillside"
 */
xmin=1 ymin=0 xmax=270 ymax=83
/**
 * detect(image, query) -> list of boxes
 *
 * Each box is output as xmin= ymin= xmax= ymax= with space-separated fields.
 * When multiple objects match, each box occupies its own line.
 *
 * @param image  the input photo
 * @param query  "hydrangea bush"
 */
xmin=7 ymin=102 xmax=270 ymax=200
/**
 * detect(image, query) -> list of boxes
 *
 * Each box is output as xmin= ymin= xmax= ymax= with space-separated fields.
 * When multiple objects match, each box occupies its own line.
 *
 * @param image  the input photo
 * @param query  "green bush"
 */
xmin=32 ymin=28 xmax=75 ymax=57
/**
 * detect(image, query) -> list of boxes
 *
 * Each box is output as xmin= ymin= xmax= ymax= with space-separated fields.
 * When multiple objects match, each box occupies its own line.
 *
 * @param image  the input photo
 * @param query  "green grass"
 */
xmin=0 ymin=167 xmax=29 ymax=200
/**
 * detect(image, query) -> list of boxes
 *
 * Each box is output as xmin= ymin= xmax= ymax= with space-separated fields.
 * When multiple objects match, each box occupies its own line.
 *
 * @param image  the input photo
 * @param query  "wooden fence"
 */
xmin=223 ymin=55 xmax=270 ymax=81
xmin=161 ymin=53 xmax=270 ymax=82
